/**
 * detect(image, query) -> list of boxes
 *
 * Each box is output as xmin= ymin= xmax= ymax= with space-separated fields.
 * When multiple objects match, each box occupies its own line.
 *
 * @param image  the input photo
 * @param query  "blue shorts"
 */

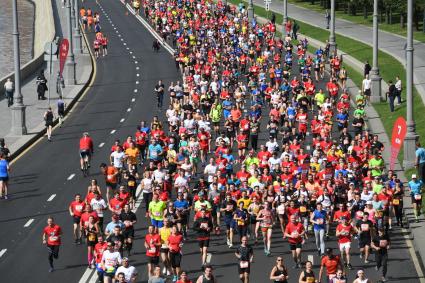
xmin=224 ymin=215 xmax=235 ymax=229
xmin=151 ymin=219 xmax=164 ymax=228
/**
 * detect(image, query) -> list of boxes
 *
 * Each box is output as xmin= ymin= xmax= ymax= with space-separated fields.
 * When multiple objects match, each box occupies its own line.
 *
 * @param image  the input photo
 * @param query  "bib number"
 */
xmin=239 ymin=261 xmax=249 ymax=268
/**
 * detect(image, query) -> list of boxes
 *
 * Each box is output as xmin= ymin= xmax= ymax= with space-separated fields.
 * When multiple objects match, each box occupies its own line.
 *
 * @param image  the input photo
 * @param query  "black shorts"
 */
xmin=79 ymin=150 xmax=91 ymax=159
xmin=213 ymin=122 xmax=220 ymax=127
xmin=0 ymin=176 xmax=9 ymax=182
xmin=122 ymin=229 xmax=135 ymax=239
xmin=160 ymin=248 xmax=169 ymax=253
xmin=238 ymin=265 xmax=250 ymax=274
xmin=47 ymin=245 xmax=60 ymax=258
xmin=198 ymin=239 xmax=210 ymax=248
xmin=102 ymin=45 xmax=108 ymax=49
xmin=364 ymin=89 xmax=371 ymax=96
xmin=289 ymin=242 xmax=302 ymax=250
xmin=169 ymin=251 xmax=182 ymax=268
xmin=411 ymin=196 xmax=422 ymax=204
xmin=147 ymin=256 xmax=159 ymax=265
xmin=359 ymin=238 xmax=371 ymax=248
xmin=73 ymin=216 xmax=81 ymax=224
xmin=106 ymin=182 xmax=117 ymax=190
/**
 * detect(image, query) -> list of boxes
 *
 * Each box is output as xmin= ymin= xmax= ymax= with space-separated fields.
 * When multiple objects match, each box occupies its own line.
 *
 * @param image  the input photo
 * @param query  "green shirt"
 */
xmin=149 ymin=200 xmax=166 ymax=220
xmin=315 ymin=92 xmax=326 ymax=106
xmin=369 ymin=158 xmax=384 ymax=177
xmin=244 ymin=157 xmax=259 ymax=167
xmin=210 ymin=105 xmax=222 ymax=122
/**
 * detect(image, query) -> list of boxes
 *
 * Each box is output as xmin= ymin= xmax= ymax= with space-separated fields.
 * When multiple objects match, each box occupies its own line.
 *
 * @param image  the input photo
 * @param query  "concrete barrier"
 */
xmin=0 ymin=0 xmax=55 ymax=98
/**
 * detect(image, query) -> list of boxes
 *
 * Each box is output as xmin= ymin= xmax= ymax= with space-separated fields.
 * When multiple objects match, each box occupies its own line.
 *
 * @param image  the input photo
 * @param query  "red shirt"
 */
xmin=285 ymin=222 xmax=304 ymax=244
xmin=109 ymin=198 xmax=126 ymax=214
xmin=94 ymin=242 xmax=108 ymax=263
xmin=168 ymin=233 xmax=183 ymax=253
xmin=145 ymin=233 xmax=161 ymax=257
xmin=336 ymin=224 xmax=354 ymax=243
xmin=80 ymin=211 xmax=99 ymax=227
xmin=333 ymin=210 xmax=351 ymax=222
xmin=79 ymin=137 xmax=93 ymax=151
xmin=69 ymin=200 xmax=85 ymax=217
xmin=321 ymin=255 xmax=341 ymax=275
xmin=44 ymin=224 xmax=62 ymax=246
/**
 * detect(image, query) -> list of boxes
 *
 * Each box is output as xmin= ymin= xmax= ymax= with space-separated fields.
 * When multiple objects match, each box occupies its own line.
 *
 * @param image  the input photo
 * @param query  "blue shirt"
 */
xmin=312 ymin=209 xmax=327 ymax=231
xmin=416 ymin=148 xmax=425 ymax=164
xmin=409 ymin=180 xmax=423 ymax=196
xmin=105 ymin=220 xmax=124 ymax=235
xmin=0 ymin=159 xmax=8 ymax=178
xmin=148 ymin=144 xmax=163 ymax=161
xmin=174 ymin=200 xmax=189 ymax=211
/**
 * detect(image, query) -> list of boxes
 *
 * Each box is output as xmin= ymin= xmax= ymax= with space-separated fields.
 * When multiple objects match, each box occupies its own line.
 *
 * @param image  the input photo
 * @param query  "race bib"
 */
xmin=76 ymin=205 xmax=83 ymax=211
xmin=226 ymin=204 xmax=233 ymax=211
xmin=306 ymin=277 xmax=315 ymax=283
xmin=356 ymin=211 xmax=364 ymax=219
xmin=361 ymin=224 xmax=369 ymax=232
xmin=148 ymin=246 xmax=156 ymax=253
xmin=128 ymin=181 xmax=135 ymax=187
xmin=299 ymin=206 xmax=307 ymax=213
xmin=88 ymin=233 xmax=96 ymax=242
xmin=317 ymin=218 xmax=324 ymax=225
xmin=124 ymin=220 xmax=132 ymax=227
xmin=239 ymin=261 xmax=249 ymax=268
xmin=379 ymin=239 xmax=388 ymax=248
xmin=392 ymin=199 xmax=400 ymax=205
xmin=415 ymin=194 xmax=422 ymax=200
xmin=49 ymin=236 xmax=58 ymax=242
xmin=154 ymin=212 xmax=161 ymax=217
xmin=291 ymin=231 xmax=299 ymax=238
xmin=107 ymin=175 xmax=114 ymax=181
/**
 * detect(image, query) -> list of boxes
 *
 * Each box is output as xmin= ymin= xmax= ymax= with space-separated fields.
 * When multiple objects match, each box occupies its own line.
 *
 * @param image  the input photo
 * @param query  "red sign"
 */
xmin=390 ymin=117 xmax=407 ymax=170
xmin=59 ymin=39 xmax=69 ymax=76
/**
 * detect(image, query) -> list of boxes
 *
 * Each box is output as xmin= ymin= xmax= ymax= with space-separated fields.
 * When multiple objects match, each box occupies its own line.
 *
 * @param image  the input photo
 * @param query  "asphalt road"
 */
xmin=0 ymin=0 xmax=422 ymax=282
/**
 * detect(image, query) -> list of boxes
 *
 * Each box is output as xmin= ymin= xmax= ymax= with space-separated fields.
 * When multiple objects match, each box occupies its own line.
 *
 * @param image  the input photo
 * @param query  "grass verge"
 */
xmin=229 ymin=0 xmax=425 ymax=172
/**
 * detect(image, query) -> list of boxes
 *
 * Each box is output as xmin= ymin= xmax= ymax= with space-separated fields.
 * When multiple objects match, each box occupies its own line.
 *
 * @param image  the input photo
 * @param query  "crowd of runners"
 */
xmin=39 ymin=0 xmax=425 ymax=282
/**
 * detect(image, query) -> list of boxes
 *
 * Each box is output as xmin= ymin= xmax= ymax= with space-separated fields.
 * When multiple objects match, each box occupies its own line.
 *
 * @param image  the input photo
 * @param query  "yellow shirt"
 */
xmin=125 ymin=147 xmax=139 ymax=164
xmin=159 ymin=227 xmax=171 ymax=246
xmin=237 ymin=198 xmax=252 ymax=210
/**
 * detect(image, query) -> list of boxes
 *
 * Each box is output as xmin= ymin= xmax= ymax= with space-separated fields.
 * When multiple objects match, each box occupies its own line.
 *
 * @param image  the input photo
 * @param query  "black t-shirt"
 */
xmin=372 ymin=234 xmax=390 ymax=254
xmin=155 ymin=84 xmax=165 ymax=95
xmin=222 ymin=199 xmax=237 ymax=216
xmin=236 ymin=245 xmax=253 ymax=261
xmin=357 ymin=219 xmax=373 ymax=239
xmin=120 ymin=211 xmax=137 ymax=230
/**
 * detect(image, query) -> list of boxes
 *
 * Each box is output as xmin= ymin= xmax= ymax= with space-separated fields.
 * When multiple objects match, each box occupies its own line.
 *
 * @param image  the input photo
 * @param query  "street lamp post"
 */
xmin=66 ymin=0 xmax=76 ymax=85
xmin=328 ymin=0 xmax=337 ymax=56
xmin=370 ymin=0 xmax=382 ymax=102
xmin=10 ymin=0 xmax=27 ymax=135
xmin=282 ymin=0 xmax=288 ymax=35
xmin=247 ymin=0 xmax=254 ymax=21
xmin=403 ymin=0 xmax=418 ymax=169
xmin=73 ymin=0 xmax=82 ymax=53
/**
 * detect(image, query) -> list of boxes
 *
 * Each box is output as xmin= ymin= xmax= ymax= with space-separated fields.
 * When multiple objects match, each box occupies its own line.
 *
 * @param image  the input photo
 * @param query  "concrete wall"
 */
xmin=0 ymin=0 xmax=55 ymax=95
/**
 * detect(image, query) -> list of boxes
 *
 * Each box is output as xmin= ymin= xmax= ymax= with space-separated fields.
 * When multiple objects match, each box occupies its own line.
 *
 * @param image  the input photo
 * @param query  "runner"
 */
xmin=221 ymin=194 xmax=237 ymax=248
xmin=149 ymin=193 xmax=166 ymax=231
xmin=193 ymin=208 xmax=213 ymax=266
xmin=101 ymin=241 xmax=122 ymax=283
xmin=168 ymin=225 xmax=184 ymax=282
xmin=86 ymin=215 xmax=100 ymax=268
xmin=44 ymin=107 xmax=54 ymax=141
xmin=318 ymin=248 xmax=344 ymax=283
xmin=0 ymin=153 xmax=10 ymax=199
xmin=235 ymin=236 xmax=254 ymax=283
xmin=144 ymin=225 xmax=161 ymax=278
xmin=310 ymin=202 xmax=327 ymax=256
xmin=408 ymin=174 xmax=423 ymax=222
xmin=298 ymin=260 xmax=316 ymax=283
xmin=115 ymin=257 xmax=138 ymax=283
xmin=42 ymin=217 xmax=62 ymax=272
xmin=269 ymin=256 xmax=289 ymax=283
xmin=284 ymin=215 xmax=305 ymax=268
xmin=120 ymin=204 xmax=137 ymax=256
xmin=257 ymin=201 xmax=274 ymax=256
xmin=335 ymin=216 xmax=357 ymax=269
xmin=371 ymin=228 xmax=390 ymax=282
xmin=69 ymin=194 xmax=85 ymax=244
xmin=195 ymin=265 xmax=217 ymax=283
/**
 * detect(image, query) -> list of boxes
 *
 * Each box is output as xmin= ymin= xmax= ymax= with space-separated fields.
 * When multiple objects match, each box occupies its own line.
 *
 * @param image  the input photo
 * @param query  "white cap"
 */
xmin=412 ymin=174 xmax=417 ymax=179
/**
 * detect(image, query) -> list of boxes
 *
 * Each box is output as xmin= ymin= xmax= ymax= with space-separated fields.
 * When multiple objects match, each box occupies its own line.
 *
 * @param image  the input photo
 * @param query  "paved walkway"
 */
xmin=252 ymin=0 xmax=425 ymax=104
xmin=1 ymin=0 xmax=92 ymax=157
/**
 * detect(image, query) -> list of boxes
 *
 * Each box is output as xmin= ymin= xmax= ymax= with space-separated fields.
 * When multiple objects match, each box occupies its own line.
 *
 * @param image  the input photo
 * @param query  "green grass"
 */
xmin=230 ymin=0 xmax=425 ymax=172
xmin=287 ymin=0 xmax=425 ymax=43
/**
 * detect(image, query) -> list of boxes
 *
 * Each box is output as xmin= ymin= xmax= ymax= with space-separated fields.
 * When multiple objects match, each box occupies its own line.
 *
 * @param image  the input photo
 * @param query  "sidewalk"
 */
xmin=251 ymin=0 xmax=425 ymax=104
xmin=1 ymin=0 xmax=93 ymax=158
xmin=248 ymin=6 xmax=425 ymax=278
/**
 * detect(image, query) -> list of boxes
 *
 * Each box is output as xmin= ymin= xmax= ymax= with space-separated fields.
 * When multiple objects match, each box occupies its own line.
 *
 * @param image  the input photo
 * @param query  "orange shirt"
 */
xmin=230 ymin=109 xmax=242 ymax=122
xmin=321 ymin=255 xmax=340 ymax=275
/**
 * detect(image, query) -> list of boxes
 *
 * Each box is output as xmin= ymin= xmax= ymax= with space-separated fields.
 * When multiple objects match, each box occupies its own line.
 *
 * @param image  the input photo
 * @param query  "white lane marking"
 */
xmin=47 ymin=194 xmax=56 ymax=202
xmin=307 ymin=254 xmax=314 ymax=265
xmin=0 ymin=249 xmax=6 ymax=258
xmin=134 ymin=61 xmax=138 ymax=64
xmin=306 ymin=145 xmax=311 ymax=151
xmin=129 ymin=51 xmax=133 ymax=54
xmin=118 ymin=34 xmax=121 ymax=37
xmin=120 ymin=118 xmax=125 ymax=123
xmin=136 ymin=74 xmax=140 ymax=77
xmin=114 ymin=27 xmax=116 ymax=30
xmin=136 ymin=66 xmax=139 ymax=70
xmin=402 ymin=227 xmax=425 ymax=283
xmin=67 ymin=173 xmax=75 ymax=180
xmin=134 ymin=89 xmax=138 ymax=93
xmin=131 ymin=98 xmax=136 ymax=102
xmin=132 ymin=55 xmax=136 ymax=59
xmin=24 ymin=219 xmax=34 ymax=227
xmin=123 ymin=43 xmax=127 ymax=46
xmin=135 ymin=81 xmax=139 ymax=84
xmin=127 ymin=108 xmax=132 ymax=112
xmin=112 ymin=24 xmax=114 ymax=27
xmin=99 ymin=142 xmax=105 ymax=148
xmin=126 ymin=47 xmax=129 ymax=50
xmin=78 ymin=267 xmax=95 ymax=283
xmin=120 ymin=38 xmax=124 ymax=41
xmin=110 ymin=129 xmax=116 ymax=134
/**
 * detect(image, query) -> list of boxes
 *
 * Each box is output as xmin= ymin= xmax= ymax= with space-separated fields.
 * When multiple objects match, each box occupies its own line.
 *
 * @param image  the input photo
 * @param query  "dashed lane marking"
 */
xmin=127 ymin=108 xmax=131 ymax=112
xmin=131 ymin=98 xmax=136 ymax=102
xmin=135 ymin=81 xmax=139 ymax=84
xmin=24 ymin=219 xmax=34 ymax=227
xmin=120 ymin=118 xmax=125 ymax=123
xmin=134 ymin=89 xmax=138 ymax=93
xmin=47 ymin=194 xmax=56 ymax=202
xmin=0 ymin=249 xmax=6 ymax=258
xmin=99 ymin=142 xmax=105 ymax=148
xmin=67 ymin=173 xmax=75 ymax=180
xmin=110 ymin=129 xmax=116 ymax=134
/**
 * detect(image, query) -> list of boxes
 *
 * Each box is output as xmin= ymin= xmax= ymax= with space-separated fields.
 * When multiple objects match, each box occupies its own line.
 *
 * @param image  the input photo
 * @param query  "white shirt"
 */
xmin=102 ymin=250 xmax=122 ymax=270
xmin=90 ymin=198 xmax=107 ymax=217
xmin=141 ymin=178 xmax=153 ymax=193
xmin=111 ymin=151 xmax=125 ymax=168
xmin=362 ymin=78 xmax=371 ymax=90
xmin=153 ymin=169 xmax=166 ymax=182
xmin=395 ymin=79 xmax=402 ymax=91
xmin=4 ymin=81 xmax=13 ymax=91
xmin=204 ymin=164 xmax=217 ymax=183
xmin=116 ymin=265 xmax=137 ymax=282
